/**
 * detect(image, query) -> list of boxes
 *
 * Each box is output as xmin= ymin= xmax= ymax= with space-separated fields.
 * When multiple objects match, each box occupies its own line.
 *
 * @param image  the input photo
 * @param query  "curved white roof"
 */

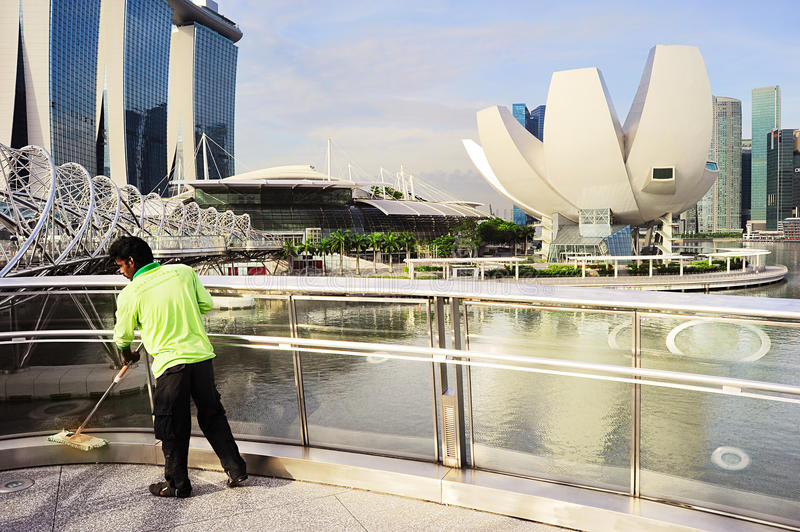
xmin=356 ymin=199 xmax=486 ymax=218
xmin=222 ymin=165 xmax=347 ymax=182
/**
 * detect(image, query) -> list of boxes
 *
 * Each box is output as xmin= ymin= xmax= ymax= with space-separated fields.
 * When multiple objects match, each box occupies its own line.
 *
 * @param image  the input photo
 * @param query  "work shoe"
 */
xmin=149 ymin=481 xmax=191 ymax=498
xmin=226 ymin=471 xmax=248 ymax=488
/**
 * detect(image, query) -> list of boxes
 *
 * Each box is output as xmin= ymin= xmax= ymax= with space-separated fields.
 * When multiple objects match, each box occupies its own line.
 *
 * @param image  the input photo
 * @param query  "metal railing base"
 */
xmin=0 ymin=433 xmax=787 ymax=531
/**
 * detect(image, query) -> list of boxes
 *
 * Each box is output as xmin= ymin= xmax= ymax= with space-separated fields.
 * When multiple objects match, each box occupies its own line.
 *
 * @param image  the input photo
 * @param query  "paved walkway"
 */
xmin=0 ymin=464 xmax=564 ymax=531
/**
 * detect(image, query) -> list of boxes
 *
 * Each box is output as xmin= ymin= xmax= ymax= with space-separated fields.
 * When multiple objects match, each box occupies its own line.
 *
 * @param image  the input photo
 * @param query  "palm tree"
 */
xmin=381 ymin=231 xmax=400 ymax=273
xmin=329 ymin=229 xmax=353 ymax=275
xmin=350 ymin=233 xmax=369 ymax=276
xmin=398 ymin=232 xmax=417 ymax=264
xmin=279 ymin=240 xmax=298 ymax=275
xmin=300 ymin=241 xmax=317 ymax=275
xmin=317 ymin=237 xmax=332 ymax=276
xmin=520 ymin=225 xmax=535 ymax=255
xmin=367 ymin=232 xmax=383 ymax=273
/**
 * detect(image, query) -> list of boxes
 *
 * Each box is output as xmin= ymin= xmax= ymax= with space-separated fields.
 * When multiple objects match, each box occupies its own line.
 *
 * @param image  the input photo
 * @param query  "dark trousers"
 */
xmin=154 ymin=359 xmax=246 ymax=493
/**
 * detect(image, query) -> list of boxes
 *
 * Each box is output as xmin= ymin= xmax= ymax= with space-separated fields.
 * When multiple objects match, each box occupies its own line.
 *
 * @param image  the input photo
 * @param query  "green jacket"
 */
xmin=113 ymin=263 xmax=215 ymax=378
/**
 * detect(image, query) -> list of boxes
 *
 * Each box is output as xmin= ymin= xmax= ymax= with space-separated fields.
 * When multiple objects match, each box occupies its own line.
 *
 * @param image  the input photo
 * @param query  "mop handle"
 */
xmin=72 ymin=363 xmax=130 ymax=437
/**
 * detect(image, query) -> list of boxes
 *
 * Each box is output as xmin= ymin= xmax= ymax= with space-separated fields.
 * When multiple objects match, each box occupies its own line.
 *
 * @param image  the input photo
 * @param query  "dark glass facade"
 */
xmin=193 ymin=23 xmax=237 ymax=180
xmin=751 ymin=86 xmax=780 ymax=220
xmin=741 ymin=141 xmax=751 ymax=229
xmin=530 ymin=104 xmax=545 ymax=141
xmin=193 ymin=186 xmax=483 ymax=242
xmin=123 ymin=0 xmax=172 ymax=194
xmin=765 ymin=129 xmax=794 ymax=230
xmin=49 ymin=0 xmax=101 ymax=169
xmin=512 ymin=104 xmax=529 ymax=130
xmin=512 ymin=205 xmax=535 ymax=225
xmin=603 ymin=225 xmax=631 ymax=255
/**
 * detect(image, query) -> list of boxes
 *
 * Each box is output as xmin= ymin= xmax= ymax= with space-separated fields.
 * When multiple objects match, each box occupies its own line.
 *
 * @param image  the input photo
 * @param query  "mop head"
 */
xmin=48 ymin=430 xmax=109 ymax=451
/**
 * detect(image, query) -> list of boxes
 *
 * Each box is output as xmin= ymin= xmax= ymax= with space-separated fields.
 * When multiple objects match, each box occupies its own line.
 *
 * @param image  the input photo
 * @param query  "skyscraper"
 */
xmin=512 ymin=104 xmax=531 ymax=133
xmin=97 ymin=0 xmax=173 ymax=193
xmin=530 ymin=104 xmax=545 ymax=141
xmin=2 ymin=0 xmax=241 ymax=195
xmin=751 ymin=86 xmax=780 ymax=224
xmin=766 ymin=129 xmax=795 ymax=229
xmin=1 ymin=1 xmax=102 ymax=171
xmin=793 ymin=131 xmax=800 ymax=218
xmin=711 ymin=96 xmax=742 ymax=231
xmin=168 ymin=0 xmax=241 ymax=181
xmin=741 ymin=139 xmax=751 ymax=229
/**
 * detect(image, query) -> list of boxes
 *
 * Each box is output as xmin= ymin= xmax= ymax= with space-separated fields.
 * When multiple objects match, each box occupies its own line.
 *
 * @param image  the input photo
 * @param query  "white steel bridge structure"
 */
xmin=0 ymin=143 xmax=281 ymax=277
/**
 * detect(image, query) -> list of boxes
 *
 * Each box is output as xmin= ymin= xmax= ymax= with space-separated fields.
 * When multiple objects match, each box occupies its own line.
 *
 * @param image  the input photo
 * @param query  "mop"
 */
xmin=48 ymin=363 xmax=132 ymax=451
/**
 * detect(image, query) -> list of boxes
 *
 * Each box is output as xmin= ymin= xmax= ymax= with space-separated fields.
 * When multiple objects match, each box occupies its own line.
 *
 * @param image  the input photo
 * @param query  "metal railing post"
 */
xmin=631 ymin=310 xmax=641 ymax=497
xmin=289 ymin=296 xmax=309 ymax=446
xmin=462 ymin=301 xmax=475 ymax=467
xmin=427 ymin=298 xmax=440 ymax=463
xmin=141 ymin=344 xmax=155 ymax=420
xmin=434 ymin=296 xmax=467 ymax=468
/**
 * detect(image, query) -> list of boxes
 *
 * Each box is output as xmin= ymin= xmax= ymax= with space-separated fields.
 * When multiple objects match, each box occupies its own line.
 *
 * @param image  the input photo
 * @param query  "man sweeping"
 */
xmin=110 ymin=236 xmax=247 ymax=498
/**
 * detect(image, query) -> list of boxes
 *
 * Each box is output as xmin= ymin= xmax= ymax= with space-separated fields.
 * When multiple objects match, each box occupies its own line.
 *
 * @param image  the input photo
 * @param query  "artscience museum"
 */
xmin=464 ymin=45 xmax=718 ymax=261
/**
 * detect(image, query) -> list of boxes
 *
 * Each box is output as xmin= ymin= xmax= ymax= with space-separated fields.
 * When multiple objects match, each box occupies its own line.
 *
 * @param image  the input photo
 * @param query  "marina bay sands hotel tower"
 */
xmin=0 ymin=0 xmax=241 ymax=194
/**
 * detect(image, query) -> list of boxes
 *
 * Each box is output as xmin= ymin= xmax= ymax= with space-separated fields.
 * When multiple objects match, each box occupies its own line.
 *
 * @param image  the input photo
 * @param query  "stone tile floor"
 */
xmin=0 ymin=464 xmax=565 ymax=531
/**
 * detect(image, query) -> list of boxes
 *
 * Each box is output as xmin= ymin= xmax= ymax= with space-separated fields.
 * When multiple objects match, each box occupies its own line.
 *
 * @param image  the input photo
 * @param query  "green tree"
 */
xmin=350 ymin=233 xmax=369 ymax=275
xmin=518 ymin=225 xmax=536 ymax=255
xmin=398 ymin=231 xmax=417 ymax=264
xmin=453 ymin=219 xmax=480 ymax=257
xmin=300 ymin=241 xmax=317 ymax=275
xmin=381 ymin=231 xmax=401 ymax=273
xmin=431 ymin=235 xmax=456 ymax=257
xmin=367 ymin=232 xmax=383 ymax=273
xmin=369 ymin=185 xmax=403 ymax=200
xmin=330 ymin=229 xmax=353 ymax=275
xmin=317 ymin=237 xmax=332 ymax=276
xmin=278 ymin=240 xmax=298 ymax=275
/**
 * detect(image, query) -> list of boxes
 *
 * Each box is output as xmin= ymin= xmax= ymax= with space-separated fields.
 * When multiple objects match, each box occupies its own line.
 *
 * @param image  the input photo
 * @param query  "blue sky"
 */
xmin=220 ymin=0 xmax=800 ymax=218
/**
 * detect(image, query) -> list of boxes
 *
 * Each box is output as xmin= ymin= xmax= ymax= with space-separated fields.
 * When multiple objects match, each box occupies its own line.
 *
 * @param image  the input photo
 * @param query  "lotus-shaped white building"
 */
xmin=464 ymin=45 xmax=717 ymax=230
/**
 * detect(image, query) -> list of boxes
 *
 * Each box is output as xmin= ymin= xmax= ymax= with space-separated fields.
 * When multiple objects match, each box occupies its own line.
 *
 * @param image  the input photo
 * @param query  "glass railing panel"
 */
xmin=201 ymin=298 xmax=298 ymax=441
xmin=0 ymin=291 xmax=118 ymax=336
xmin=465 ymin=304 xmax=633 ymax=492
xmin=204 ymin=295 xmax=291 ymax=338
xmin=639 ymin=314 xmax=800 ymax=526
xmin=0 ymin=340 xmax=152 ymax=436
xmin=294 ymin=298 xmax=435 ymax=459
xmin=203 ymin=342 xmax=301 ymax=443
xmin=640 ymin=387 xmax=800 ymax=527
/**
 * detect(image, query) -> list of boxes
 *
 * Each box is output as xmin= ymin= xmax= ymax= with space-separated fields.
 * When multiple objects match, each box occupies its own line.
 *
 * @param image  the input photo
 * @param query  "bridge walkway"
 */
xmin=1 ymin=464 xmax=555 ymax=531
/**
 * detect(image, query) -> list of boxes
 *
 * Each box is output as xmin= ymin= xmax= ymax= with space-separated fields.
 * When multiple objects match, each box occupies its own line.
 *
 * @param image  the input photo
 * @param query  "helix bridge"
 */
xmin=0 ymin=143 xmax=282 ymax=278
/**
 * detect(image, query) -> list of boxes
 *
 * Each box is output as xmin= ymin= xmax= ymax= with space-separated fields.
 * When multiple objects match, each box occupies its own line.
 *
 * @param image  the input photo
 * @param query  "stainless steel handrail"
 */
xmin=0 ymin=276 xmax=798 ymax=321
xmin=4 ymin=329 xmax=800 ymax=401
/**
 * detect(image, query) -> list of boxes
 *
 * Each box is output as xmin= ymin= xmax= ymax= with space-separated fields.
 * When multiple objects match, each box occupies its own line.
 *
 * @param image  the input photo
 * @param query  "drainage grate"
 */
xmin=441 ymin=394 xmax=459 ymax=467
xmin=0 ymin=478 xmax=34 ymax=494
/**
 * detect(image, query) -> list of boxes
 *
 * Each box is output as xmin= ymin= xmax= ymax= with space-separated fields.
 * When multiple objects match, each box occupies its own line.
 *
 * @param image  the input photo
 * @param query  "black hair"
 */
xmin=108 ymin=236 xmax=154 ymax=270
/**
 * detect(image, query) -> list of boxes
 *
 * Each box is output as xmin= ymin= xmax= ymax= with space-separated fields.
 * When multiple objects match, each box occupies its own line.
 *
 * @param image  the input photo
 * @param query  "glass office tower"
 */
xmin=741 ymin=139 xmax=751 ymax=229
xmin=192 ymin=23 xmax=237 ymax=180
xmin=766 ymin=129 xmax=795 ymax=230
xmin=3 ymin=1 xmax=101 ymax=170
xmin=711 ymin=97 xmax=742 ymax=231
xmin=49 ymin=1 xmax=101 ymax=169
xmin=751 ymin=86 xmax=780 ymax=222
xmin=168 ymin=2 xmax=241 ymax=182
xmin=122 ymin=0 xmax=172 ymax=194
xmin=512 ymin=104 xmax=530 ymax=132
xmin=530 ymin=104 xmax=545 ymax=141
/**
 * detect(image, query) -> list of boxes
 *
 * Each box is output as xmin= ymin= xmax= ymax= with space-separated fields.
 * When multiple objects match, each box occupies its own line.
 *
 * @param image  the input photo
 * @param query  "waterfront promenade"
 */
xmin=1 ymin=464 xmax=555 ymax=531
xmin=504 ymin=265 xmax=788 ymax=291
